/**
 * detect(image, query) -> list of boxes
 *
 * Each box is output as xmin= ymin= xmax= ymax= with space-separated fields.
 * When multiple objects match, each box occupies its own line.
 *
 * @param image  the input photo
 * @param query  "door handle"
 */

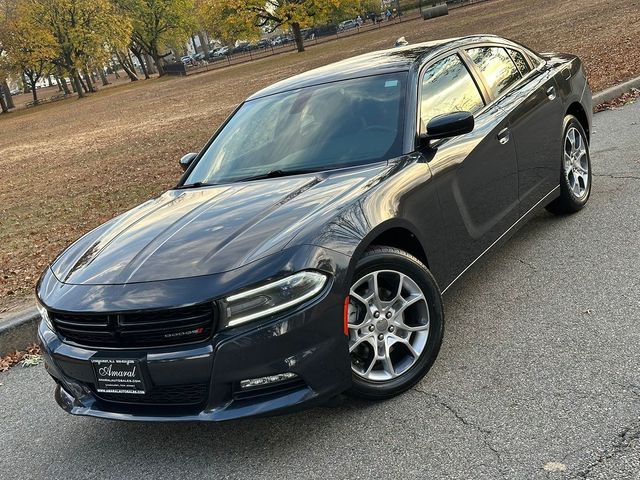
xmin=497 ymin=127 xmax=510 ymax=145
xmin=546 ymin=86 xmax=557 ymax=100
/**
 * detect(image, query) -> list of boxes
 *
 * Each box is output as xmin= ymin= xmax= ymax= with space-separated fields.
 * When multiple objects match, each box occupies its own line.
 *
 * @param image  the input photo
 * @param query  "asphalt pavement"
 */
xmin=1 ymin=101 xmax=639 ymax=480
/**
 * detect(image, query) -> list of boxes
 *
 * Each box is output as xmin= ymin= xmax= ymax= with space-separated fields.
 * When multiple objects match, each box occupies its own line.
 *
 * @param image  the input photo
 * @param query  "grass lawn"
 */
xmin=1 ymin=0 xmax=639 ymax=312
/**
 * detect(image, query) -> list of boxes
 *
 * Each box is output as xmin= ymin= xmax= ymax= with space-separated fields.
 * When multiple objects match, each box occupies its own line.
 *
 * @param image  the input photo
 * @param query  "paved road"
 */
xmin=1 ymin=101 xmax=639 ymax=480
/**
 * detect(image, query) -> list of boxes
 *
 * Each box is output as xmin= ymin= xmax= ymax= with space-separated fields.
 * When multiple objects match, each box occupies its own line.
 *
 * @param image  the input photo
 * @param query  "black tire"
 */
xmin=546 ymin=115 xmax=592 ymax=214
xmin=347 ymin=246 xmax=444 ymax=400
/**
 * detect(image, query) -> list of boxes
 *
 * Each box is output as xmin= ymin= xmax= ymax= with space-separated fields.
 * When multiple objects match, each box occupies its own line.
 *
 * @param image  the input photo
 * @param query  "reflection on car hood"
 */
xmin=51 ymin=166 xmax=385 ymax=285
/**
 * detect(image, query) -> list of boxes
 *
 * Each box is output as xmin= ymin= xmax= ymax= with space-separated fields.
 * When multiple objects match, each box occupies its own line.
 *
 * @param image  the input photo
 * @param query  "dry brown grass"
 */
xmin=1 ymin=0 xmax=639 ymax=312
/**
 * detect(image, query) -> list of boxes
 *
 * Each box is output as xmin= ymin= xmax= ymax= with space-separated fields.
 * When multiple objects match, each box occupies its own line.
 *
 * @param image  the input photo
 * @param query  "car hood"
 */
xmin=51 ymin=165 xmax=385 ymax=285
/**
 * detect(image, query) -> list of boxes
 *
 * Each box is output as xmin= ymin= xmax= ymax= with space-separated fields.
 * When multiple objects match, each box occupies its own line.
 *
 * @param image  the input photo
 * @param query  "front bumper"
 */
xmin=39 ymin=292 xmax=351 ymax=421
xmin=37 ymin=246 xmax=353 ymax=422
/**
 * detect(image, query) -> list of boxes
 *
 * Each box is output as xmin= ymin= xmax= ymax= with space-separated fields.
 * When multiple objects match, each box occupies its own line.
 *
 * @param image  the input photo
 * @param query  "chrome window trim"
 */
xmin=413 ymin=40 xmax=549 ymax=150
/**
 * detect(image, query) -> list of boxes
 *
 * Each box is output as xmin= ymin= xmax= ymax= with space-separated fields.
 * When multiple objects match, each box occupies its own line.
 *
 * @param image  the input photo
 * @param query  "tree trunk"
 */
xmin=0 ymin=87 xmax=8 ymax=113
xmin=74 ymin=69 xmax=89 ymax=93
xmin=151 ymin=45 xmax=165 ymax=77
xmin=99 ymin=67 xmax=110 ymax=86
xmin=83 ymin=69 xmax=97 ymax=93
xmin=291 ymin=23 xmax=305 ymax=53
xmin=29 ymin=80 xmax=39 ymax=104
xmin=127 ymin=50 xmax=138 ymax=74
xmin=114 ymin=50 xmax=138 ymax=81
xmin=57 ymin=75 xmax=71 ymax=95
xmin=199 ymin=32 xmax=210 ymax=58
xmin=2 ymin=80 xmax=15 ymax=108
xmin=46 ymin=76 xmax=53 ymax=87
xmin=131 ymin=49 xmax=149 ymax=79
xmin=154 ymin=54 xmax=165 ymax=76
xmin=71 ymin=71 xmax=85 ymax=98
xmin=56 ymin=79 xmax=63 ymax=92
xmin=144 ymin=53 xmax=157 ymax=74
xmin=111 ymin=61 xmax=121 ymax=79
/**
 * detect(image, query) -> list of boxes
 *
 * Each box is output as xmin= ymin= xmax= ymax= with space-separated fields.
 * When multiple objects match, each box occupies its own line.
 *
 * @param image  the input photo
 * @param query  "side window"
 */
xmin=465 ymin=47 xmax=522 ymax=97
xmin=420 ymin=54 xmax=485 ymax=130
xmin=508 ymin=49 xmax=532 ymax=76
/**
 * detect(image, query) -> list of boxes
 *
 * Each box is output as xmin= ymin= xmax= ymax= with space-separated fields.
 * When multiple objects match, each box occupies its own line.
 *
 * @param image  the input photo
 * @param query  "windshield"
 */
xmin=185 ymin=73 xmax=407 ymax=185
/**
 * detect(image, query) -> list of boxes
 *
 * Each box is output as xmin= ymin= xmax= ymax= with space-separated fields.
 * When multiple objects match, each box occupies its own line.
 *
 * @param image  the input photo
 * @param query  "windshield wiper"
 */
xmin=175 ymin=182 xmax=217 ymax=190
xmin=233 ymin=169 xmax=319 ymax=183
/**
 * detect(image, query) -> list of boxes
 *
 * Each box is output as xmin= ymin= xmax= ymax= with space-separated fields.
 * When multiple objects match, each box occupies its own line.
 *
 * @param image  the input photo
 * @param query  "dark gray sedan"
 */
xmin=36 ymin=35 xmax=592 ymax=421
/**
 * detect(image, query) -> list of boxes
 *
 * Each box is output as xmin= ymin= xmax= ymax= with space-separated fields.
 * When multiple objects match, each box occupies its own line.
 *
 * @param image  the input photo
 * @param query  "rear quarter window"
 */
xmin=507 ymin=49 xmax=532 ymax=76
xmin=465 ymin=46 xmax=522 ymax=97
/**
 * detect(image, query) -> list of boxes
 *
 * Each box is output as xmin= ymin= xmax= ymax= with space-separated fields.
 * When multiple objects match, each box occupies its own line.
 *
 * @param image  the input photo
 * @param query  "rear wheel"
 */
xmin=347 ymin=246 xmax=444 ymax=400
xmin=546 ymin=115 xmax=592 ymax=214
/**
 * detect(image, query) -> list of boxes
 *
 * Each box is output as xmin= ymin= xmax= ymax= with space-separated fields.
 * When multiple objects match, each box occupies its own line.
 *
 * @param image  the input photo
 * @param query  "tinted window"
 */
xmin=186 ymin=73 xmax=407 ymax=184
xmin=420 ymin=54 xmax=485 ymax=129
xmin=508 ymin=49 xmax=531 ymax=76
xmin=466 ymin=47 xmax=521 ymax=97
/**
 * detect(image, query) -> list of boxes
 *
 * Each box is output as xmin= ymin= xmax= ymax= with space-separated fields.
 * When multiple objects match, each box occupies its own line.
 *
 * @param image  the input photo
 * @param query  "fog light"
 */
xmin=239 ymin=372 xmax=298 ymax=390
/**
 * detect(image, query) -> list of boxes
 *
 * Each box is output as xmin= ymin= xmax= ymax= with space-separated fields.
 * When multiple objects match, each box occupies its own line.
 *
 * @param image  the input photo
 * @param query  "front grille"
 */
xmin=50 ymin=304 xmax=216 ymax=348
xmin=94 ymin=383 xmax=208 ymax=406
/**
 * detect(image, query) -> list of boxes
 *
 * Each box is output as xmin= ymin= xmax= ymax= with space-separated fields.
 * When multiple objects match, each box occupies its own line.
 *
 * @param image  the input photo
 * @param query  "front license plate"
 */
xmin=91 ymin=358 xmax=146 ymax=395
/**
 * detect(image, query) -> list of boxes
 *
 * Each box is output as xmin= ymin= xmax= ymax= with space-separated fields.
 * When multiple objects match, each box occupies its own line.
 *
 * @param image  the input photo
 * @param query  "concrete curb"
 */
xmin=1 ymin=76 xmax=640 ymax=358
xmin=0 ymin=307 xmax=40 ymax=357
xmin=593 ymin=75 xmax=640 ymax=106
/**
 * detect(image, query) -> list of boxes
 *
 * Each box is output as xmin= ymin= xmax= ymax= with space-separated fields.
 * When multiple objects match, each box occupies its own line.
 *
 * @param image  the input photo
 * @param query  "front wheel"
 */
xmin=347 ymin=246 xmax=444 ymax=400
xmin=546 ymin=115 xmax=592 ymax=214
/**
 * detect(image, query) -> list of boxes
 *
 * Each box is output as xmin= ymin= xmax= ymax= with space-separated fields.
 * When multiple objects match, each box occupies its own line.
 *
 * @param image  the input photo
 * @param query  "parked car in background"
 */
xmin=256 ymin=39 xmax=271 ymax=49
xmin=272 ymin=35 xmax=294 ymax=46
xmin=37 ymin=35 xmax=592 ymax=422
xmin=300 ymin=28 xmax=315 ymax=40
xmin=338 ymin=19 xmax=359 ymax=31
xmin=9 ymin=87 xmax=21 ymax=96
xmin=233 ymin=42 xmax=251 ymax=54
xmin=180 ymin=55 xmax=194 ymax=66
xmin=214 ymin=46 xmax=230 ymax=56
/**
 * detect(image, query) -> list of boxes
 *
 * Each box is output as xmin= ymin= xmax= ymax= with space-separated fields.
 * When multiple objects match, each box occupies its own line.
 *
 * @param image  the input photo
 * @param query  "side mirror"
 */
xmin=420 ymin=111 xmax=474 ymax=145
xmin=179 ymin=152 xmax=197 ymax=171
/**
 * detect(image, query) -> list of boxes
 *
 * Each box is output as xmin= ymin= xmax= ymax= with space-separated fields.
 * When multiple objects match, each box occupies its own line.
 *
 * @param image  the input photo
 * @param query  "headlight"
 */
xmin=36 ymin=299 xmax=55 ymax=331
xmin=220 ymin=271 xmax=329 ymax=328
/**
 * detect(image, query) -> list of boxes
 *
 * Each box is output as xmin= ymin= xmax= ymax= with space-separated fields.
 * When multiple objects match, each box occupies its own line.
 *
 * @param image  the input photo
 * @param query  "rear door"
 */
xmin=497 ymin=48 xmax=564 ymax=213
xmin=419 ymin=52 xmax=520 ymax=281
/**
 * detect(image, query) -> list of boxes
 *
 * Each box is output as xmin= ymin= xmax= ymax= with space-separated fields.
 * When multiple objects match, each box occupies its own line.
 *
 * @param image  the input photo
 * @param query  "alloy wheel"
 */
xmin=348 ymin=270 xmax=430 ymax=382
xmin=563 ymin=126 xmax=589 ymax=199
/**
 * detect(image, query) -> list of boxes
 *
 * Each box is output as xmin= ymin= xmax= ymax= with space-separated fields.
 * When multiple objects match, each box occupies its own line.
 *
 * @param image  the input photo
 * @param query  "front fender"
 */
xmin=298 ymin=155 xmax=450 ymax=288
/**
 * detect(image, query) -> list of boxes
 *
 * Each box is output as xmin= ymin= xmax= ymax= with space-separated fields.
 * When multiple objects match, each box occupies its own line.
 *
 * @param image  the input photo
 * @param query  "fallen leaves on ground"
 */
xmin=0 ymin=344 xmax=42 ymax=372
xmin=594 ymin=88 xmax=640 ymax=113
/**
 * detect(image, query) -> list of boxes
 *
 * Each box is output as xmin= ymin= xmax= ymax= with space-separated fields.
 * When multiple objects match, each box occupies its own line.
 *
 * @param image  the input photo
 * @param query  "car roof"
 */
xmin=247 ymin=35 xmax=511 ymax=100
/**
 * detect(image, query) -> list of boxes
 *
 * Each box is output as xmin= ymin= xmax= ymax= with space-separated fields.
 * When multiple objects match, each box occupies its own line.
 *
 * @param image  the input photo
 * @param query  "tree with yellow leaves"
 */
xmin=0 ymin=0 xmax=57 ymax=104
xmin=29 ymin=0 xmax=132 ymax=98
xmin=200 ymin=0 xmax=361 ymax=53
xmin=114 ymin=0 xmax=196 ymax=76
